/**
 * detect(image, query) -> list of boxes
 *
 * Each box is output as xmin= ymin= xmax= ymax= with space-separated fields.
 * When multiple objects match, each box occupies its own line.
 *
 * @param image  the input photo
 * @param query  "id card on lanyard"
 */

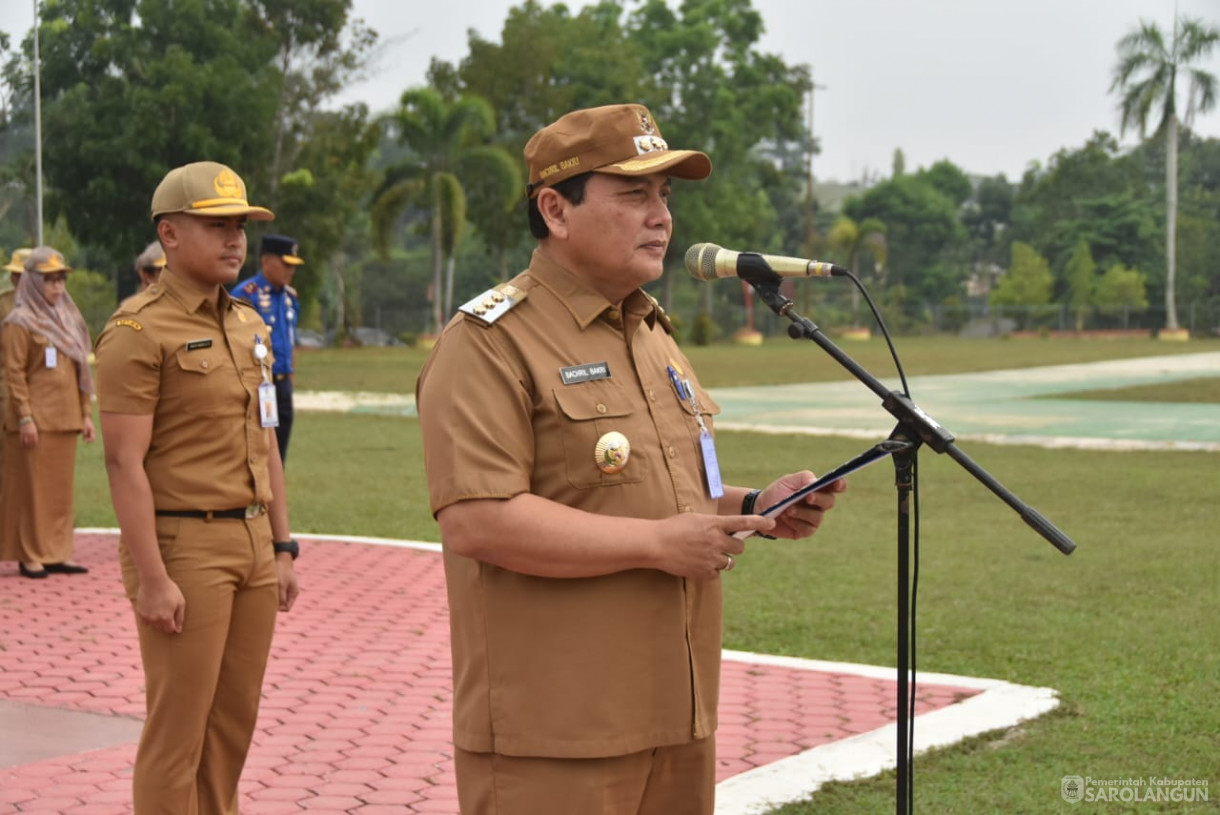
xmin=667 ymin=363 xmax=723 ymax=499
xmin=254 ymin=336 xmax=278 ymax=428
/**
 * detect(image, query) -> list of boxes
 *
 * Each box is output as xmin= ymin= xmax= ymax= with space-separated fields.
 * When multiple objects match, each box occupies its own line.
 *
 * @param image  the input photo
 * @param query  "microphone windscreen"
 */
xmin=684 ymin=243 xmax=720 ymax=280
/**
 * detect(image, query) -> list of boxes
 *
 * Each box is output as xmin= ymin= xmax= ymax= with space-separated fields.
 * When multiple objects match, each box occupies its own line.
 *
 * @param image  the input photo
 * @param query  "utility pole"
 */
xmin=801 ymin=67 xmax=827 ymax=312
xmin=33 ymin=0 xmax=44 ymax=244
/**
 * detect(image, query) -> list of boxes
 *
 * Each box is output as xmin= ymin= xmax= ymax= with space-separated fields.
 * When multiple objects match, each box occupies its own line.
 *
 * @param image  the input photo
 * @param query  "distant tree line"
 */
xmin=0 ymin=1 xmax=1216 ymax=341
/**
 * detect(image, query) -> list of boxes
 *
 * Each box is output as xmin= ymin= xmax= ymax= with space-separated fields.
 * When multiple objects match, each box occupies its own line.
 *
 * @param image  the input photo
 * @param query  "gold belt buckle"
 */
xmin=245 ymin=503 xmax=264 ymax=519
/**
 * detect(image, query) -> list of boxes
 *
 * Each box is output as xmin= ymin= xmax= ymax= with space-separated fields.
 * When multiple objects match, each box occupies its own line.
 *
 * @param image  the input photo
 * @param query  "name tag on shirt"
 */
xmin=45 ymin=347 xmax=57 ymax=368
xmin=559 ymin=362 xmax=611 ymax=385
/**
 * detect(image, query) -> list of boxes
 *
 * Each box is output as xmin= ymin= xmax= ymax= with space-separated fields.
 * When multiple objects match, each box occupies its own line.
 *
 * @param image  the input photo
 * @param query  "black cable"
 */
xmin=909 ymin=459 xmax=919 ymax=811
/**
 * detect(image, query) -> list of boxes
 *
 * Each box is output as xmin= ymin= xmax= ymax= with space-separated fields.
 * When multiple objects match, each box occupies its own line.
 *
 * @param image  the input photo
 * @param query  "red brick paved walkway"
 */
xmin=0 ymin=532 xmax=981 ymax=814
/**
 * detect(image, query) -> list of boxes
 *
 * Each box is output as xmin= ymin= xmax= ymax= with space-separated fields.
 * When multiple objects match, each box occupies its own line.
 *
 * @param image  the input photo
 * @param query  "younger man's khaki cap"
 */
xmin=151 ymin=161 xmax=275 ymax=221
xmin=24 ymin=246 xmax=73 ymax=274
xmin=4 ymin=248 xmax=31 ymax=274
xmin=524 ymin=104 xmax=712 ymax=198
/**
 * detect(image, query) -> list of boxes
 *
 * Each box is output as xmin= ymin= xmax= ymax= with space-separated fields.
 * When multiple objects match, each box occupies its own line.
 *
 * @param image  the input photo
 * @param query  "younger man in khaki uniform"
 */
xmin=95 ymin=162 xmax=300 ymax=813
xmin=417 ymin=104 xmax=847 ymax=815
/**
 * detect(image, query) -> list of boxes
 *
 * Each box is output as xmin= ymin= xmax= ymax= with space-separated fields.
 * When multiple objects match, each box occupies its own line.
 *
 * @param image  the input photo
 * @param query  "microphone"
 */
xmin=685 ymin=242 xmax=849 ymax=281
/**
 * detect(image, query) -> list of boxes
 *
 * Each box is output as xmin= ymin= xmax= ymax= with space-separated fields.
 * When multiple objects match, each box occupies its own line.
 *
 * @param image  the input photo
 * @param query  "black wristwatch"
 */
xmin=273 ymin=539 xmax=300 ymax=560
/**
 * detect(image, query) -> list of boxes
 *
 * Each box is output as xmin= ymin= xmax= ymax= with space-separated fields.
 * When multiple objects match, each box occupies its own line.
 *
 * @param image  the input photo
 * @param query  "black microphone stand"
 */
xmin=734 ymin=255 xmax=1075 ymax=815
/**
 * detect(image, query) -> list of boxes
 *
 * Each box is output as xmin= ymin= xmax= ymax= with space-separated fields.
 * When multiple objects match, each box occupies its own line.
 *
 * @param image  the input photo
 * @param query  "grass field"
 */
xmin=70 ymin=337 xmax=1219 ymax=813
xmin=293 ymin=335 xmax=1217 ymax=393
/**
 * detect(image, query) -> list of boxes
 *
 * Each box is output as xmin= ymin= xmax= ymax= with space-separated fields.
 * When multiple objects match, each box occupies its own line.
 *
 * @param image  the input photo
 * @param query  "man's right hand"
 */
xmin=136 ymin=576 xmax=186 ymax=634
xmin=653 ymin=513 xmax=775 ymax=580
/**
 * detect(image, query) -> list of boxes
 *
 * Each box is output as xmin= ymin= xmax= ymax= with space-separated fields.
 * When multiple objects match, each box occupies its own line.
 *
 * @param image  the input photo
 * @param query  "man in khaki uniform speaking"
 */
xmin=416 ymin=104 xmax=847 ymax=815
xmin=95 ymin=161 xmax=300 ymax=813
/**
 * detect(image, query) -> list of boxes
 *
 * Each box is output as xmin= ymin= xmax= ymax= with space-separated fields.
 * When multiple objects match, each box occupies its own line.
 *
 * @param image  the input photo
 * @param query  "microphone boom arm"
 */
xmin=737 ymin=254 xmax=1076 ymax=555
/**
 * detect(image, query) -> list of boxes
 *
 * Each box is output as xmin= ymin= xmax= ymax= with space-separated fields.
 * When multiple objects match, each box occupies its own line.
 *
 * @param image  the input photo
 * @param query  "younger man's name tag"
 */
xmin=258 ymin=381 xmax=279 ymax=428
xmin=45 ymin=347 xmax=58 ymax=368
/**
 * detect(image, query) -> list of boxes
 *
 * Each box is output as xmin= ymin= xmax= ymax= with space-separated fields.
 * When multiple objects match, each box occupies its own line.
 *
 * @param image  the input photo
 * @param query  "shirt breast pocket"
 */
xmin=171 ymin=346 xmax=242 ymax=416
xmin=552 ymin=386 xmax=648 ymax=490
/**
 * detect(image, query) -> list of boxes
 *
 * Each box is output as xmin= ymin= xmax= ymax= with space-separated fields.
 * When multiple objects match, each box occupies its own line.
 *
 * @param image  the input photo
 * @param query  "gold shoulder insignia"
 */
xmin=458 ymin=282 xmax=528 ymax=326
xmin=112 ymin=318 xmax=143 ymax=331
xmin=642 ymin=291 xmax=674 ymax=333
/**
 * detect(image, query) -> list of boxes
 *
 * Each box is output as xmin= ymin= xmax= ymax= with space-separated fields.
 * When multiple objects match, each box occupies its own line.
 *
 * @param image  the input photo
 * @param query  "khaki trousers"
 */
xmin=455 ymin=737 xmax=716 ymax=815
xmin=121 ymin=515 xmax=279 ymax=815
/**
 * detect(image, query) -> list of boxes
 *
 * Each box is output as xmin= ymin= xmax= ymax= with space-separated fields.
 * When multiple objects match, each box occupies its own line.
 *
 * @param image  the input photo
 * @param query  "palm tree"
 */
xmin=372 ymin=88 xmax=520 ymax=336
xmin=1111 ymin=16 xmax=1219 ymax=332
xmin=827 ymin=215 xmax=887 ymax=325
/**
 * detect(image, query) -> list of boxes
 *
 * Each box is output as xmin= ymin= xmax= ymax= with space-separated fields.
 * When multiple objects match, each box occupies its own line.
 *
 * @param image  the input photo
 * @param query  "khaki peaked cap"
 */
xmin=151 ymin=161 xmax=274 ymax=221
xmin=524 ymin=104 xmax=711 ymax=198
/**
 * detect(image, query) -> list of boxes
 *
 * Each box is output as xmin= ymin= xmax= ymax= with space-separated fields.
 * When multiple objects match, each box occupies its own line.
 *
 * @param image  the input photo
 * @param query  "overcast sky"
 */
xmin=4 ymin=0 xmax=1219 ymax=182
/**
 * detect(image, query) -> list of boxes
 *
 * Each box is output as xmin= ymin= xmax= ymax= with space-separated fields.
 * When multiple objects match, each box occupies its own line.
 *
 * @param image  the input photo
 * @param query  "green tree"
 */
xmin=1064 ymin=240 xmax=1096 ymax=330
xmin=1111 ymin=15 xmax=1219 ymax=330
xmin=1010 ymin=133 xmax=1159 ymax=297
xmin=270 ymin=104 xmax=381 ymax=324
xmin=247 ymin=0 xmax=377 ymax=205
xmin=446 ymin=0 xmax=811 ymax=329
xmin=991 ymin=241 xmax=1053 ymax=309
xmin=843 ymin=171 xmax=966 ymax=307
xmin=827 ymin=215 xmax=887 ymax=324
xmin=1093 ymin=262 xmax=1149 ymax=328
xmin=20 ymin=0 xmax=281 ymax=268
xmin=372 ymin=88 xmax=520 ymax=335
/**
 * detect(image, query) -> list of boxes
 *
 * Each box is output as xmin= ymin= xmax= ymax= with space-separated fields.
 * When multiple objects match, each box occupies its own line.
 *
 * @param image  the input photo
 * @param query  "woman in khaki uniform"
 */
xmin=0 ymin=249 xmax=30 ymax=534
xmin=1 ymin=247 xmax=95 ymax=578
xmin=95 ymin=161 xmax=299 ymax=814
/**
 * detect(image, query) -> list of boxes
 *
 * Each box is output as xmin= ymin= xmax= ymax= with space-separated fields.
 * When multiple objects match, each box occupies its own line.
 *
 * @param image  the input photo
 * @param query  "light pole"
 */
xmin=32 ymin=0 xmax=44 ymax=245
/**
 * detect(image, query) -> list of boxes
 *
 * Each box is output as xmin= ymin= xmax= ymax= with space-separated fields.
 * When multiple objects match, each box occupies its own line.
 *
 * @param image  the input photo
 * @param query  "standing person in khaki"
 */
xmin=416 ymin=104 xmax=847 ymax=815
xmin=0 ymin=248 xmax=31 ymax=532
xmin=133 ymin=239 xmax=167 ymax=293
xmin=1 ymin=247 xmax=95 ymax=578
xmin=94 ymin=161 xmax=300 ymax=813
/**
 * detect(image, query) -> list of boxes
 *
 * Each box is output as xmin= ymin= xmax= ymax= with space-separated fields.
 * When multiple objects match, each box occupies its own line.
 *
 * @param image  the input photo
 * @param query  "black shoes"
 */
xmin=16 ymin=562 xmax=88 ymax=577
xmin=19 ymin=563 xmax=49 ymax=579
xmin=44 ymin=562 xmax=90 ymax=575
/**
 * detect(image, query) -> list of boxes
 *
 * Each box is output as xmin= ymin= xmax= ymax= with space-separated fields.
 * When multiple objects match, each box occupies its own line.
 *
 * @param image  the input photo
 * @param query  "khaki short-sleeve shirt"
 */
xmin=2 ymin=323 xmax=88 ymax=433
xmin=417 ymin=250 xmax=723 ymax=759
xmin=94 ymin=267 xmax=275 ymax=510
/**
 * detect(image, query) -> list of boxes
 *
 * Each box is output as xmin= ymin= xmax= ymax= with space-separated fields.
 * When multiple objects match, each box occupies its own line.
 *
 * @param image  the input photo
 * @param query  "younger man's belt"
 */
xmin=155 ymin=504 xmax=267 ymax=520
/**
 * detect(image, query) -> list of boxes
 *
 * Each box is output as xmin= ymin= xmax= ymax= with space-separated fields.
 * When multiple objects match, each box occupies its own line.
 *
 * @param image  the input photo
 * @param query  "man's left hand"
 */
xmin=276 ymin=556 xmax=300 ymax=612
xmin=754 ymin=471 xmax=847 ymax=539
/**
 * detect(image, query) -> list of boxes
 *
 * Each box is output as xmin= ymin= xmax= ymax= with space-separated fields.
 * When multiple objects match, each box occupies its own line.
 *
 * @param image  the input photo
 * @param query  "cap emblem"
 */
xmin=214 ymin=169 xmax=242 ymax=198
xmin=639 ymin=113 xmax=656 ymax=135
xmin=633 ymin=135 xmax=669 ymax=155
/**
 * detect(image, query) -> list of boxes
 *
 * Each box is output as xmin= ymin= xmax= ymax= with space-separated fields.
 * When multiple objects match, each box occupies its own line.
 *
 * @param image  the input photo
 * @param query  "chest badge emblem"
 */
xmin=595 ymin=431 xmax=631 ymax=474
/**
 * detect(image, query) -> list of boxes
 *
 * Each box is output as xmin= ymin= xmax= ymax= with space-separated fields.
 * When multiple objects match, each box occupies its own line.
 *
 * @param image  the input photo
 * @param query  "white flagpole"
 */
xmin=32 ymin=0 xmax=44 ymax=245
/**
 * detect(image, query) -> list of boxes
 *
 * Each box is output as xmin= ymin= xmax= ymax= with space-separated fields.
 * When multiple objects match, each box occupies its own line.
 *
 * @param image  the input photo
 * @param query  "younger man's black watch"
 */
xmin=273 ymin=539 xmax=300 ymax=560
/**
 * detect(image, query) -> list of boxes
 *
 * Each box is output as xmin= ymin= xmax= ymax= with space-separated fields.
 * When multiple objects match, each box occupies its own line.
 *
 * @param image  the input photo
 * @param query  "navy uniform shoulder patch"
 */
xmin=241 ymin=280 xmax=259 ymax=295
xmin=458 ymin=282 xmax=529 ymax=326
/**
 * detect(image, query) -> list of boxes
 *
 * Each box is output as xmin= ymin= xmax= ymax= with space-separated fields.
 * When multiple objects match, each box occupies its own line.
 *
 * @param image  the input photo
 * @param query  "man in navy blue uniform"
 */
xmin=231 ymin=234 xmax=302 ymax=462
